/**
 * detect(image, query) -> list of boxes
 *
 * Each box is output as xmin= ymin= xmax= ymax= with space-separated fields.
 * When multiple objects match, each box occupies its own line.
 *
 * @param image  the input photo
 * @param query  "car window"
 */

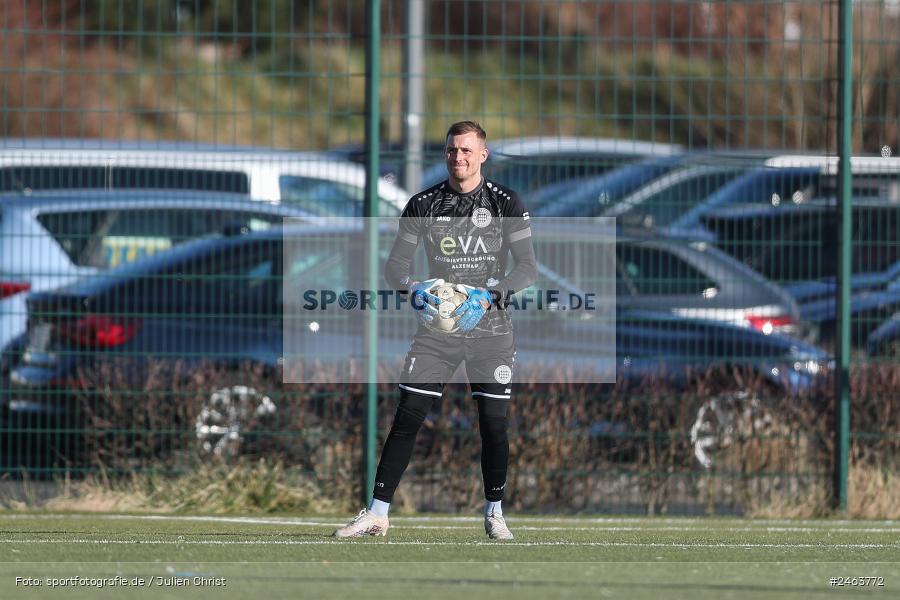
xmin=38 ymin=208 xmax=282 ymax=268
xmin=0 ymin=166 xmax=251 ymax=194
xmin=111 ymin=167 xmax=249 ymax=194
xmin=616 ymin=269 xmax=636 ymax=297
xmin=816 ymin=174 xmax=900 ymax=199
xmin=36 ymin=210 xmax=107 ymax=267
xmin=714 ymin=213 xmax=831 ymax=284
xmin=715 ymin=169 xmax=819 ymax=209
xmin=708 ymin=203 xmax=900 ymax=283
xmin=617 ymin=245 xmax=716 ymax=296
xmin=0 ymin=166 xmax=107 ymax=192
xmin=619 ymin=169 xmax=745 ymax=228
xmin=285 ymin=247 xmax=347 ymax=292
xmin=183 ymin=242 xmax=279 ymax=315
xmin=279 ymin=176 xmax=399 ymax=217
xmin=532 ymin=160 xmax=680 ymax=217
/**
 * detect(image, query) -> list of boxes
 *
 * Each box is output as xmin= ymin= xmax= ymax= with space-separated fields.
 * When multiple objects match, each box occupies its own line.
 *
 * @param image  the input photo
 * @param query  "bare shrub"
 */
xmin=70 ymin=358 xmax=900 ymax=516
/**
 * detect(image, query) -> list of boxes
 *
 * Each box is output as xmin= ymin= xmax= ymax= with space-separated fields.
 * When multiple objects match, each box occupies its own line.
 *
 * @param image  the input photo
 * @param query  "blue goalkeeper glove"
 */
xmin=452 ymin=285 xmax=493 ymax=332
xmin=408 ymin=278 xmax=443 ymax=326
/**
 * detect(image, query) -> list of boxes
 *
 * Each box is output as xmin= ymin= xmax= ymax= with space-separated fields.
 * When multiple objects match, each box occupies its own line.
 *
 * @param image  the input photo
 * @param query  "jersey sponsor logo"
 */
xmin=471 ymin=207 xmax=492 ymax=228
xmin=436 ymin=216 xmax=451 ymax=221
xmin=439 ymin=235 xmax=489 ymax=255
xmin=494 ymin=365 xmax=513 ymax=384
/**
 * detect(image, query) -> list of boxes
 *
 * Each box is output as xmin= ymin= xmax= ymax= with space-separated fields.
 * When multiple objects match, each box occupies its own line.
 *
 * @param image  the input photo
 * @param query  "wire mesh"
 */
xmin=0 ymin=0 xmax=897 ymax=515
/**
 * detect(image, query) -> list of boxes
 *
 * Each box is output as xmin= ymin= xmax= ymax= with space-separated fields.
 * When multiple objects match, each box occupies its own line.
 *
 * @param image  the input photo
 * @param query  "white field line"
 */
xmin=1 ymin=514 xmax=899 ymax=534
xmin=76 ymin=515 xmax=900 ymax=534
xmin=5 ymin=514 xmax=899 ymax=526
xmin=120 ymin=516 xmax=900 ymax=534
xmin=2 ymin=539 xmax=899 ymax=549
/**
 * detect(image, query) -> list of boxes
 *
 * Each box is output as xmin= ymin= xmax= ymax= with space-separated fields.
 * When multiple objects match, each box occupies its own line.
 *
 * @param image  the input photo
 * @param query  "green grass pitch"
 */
xmin=1 ymin=513 xmax=898 ymax=599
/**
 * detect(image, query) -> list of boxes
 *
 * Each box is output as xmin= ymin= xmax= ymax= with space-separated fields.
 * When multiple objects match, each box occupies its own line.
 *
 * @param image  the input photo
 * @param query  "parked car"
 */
xmin=600 ymin=164 xmax=751 ymax=230
xmin=529 ymin=151 xmax=782 ymax=218
xmin=0 ymin=138 xmax=409 ymax=216
xmin=699 ymin=196 xmax=900 ymax=347
xmin=529 ymin=154 xmax=687 ymax=217
xmin=0 ymin=189 xmax=315 ymax=351
xmin=533 ymin=223 xmax=801 ymax=336
xmin=420 ymin=137 xmax=683 ymax=192
xmin=2 ymin=223 xmax=828 ymax=469
xmin=664 ymin=154 xmax=900 ymax=240
xmin=867 ymin=312 xmax=900 ymax=357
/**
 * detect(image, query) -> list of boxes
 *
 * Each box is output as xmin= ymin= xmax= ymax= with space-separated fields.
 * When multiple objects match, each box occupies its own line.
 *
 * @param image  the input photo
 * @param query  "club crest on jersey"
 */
xmin=494 ymin=365 xmax=513 ymax=384
xmin=471 ymin=207 xmax=492 ymax=228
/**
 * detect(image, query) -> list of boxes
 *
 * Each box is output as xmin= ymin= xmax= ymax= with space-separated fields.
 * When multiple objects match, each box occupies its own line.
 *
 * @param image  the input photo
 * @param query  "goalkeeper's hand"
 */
xmin=452 ymin=284 xmax=493 ymax=332
xmin=408 ymin=278 xmax=443 ymax=326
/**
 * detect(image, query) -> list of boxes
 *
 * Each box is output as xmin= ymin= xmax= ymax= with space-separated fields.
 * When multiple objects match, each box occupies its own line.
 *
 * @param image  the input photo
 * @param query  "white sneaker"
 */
xmin=333 ymin=509 xmax=390 ymax=538
xmin=484 ymin=512 xmax=514 ymax=540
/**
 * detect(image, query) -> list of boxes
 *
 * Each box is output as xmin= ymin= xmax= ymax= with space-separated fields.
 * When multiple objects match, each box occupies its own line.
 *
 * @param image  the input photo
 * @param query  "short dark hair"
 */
xmin=446 ymin=121 xmax=486 ymax=142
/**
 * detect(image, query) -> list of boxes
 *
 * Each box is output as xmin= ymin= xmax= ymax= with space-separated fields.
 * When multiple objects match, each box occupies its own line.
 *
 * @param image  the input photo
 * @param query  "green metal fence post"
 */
xmin=363 ymin=0 xmax=381 ymax=508
xmin=834 ymin=0 xmax=854 ymax=513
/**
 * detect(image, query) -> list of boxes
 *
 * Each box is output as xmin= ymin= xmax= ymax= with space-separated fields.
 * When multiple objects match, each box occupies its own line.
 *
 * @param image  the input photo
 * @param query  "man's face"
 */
xmin=445 ymin=132 xmax=488 ymax=183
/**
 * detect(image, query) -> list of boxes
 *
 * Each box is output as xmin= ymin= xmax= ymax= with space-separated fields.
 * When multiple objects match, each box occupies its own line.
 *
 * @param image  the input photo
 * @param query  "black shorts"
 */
xmin=399 ymin=330 xmax=516 ymax=400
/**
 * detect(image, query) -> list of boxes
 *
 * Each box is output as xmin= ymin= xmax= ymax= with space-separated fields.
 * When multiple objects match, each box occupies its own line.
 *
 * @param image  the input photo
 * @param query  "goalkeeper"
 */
xmin=334 ymin=121 xmax=537 ymax=540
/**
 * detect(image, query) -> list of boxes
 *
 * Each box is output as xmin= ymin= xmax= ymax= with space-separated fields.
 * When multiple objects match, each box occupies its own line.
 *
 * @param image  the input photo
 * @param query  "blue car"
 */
xmin=529 ymin=154 xmax=899 ymax=254
xmin=530 ymin=152 xmax=780 ymax=219
xmin=528 ymin=155 xmax=686 ymax=217
xmin=700 ymin=197 xmax=900 ymax=348
xmin=867 ymin=312 xmax=900 ymax=358
xmin=665 ymin=155 xmax=900 ymax=240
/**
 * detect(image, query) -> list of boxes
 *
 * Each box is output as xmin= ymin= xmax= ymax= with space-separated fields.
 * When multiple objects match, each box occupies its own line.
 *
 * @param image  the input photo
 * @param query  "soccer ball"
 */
xmin=429 ymin=283 xmax=469 ymax=333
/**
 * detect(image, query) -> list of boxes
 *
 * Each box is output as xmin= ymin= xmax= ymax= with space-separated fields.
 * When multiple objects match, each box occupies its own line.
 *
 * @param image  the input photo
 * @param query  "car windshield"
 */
xmin=531 ymin=157 xmax=682 ymax=217
xmin=485 ymin=153 xmax=636 ymax=194
xmin=612 ymin=167 xmax=745 ymax=228
xmin=709 ymin=168 xmax=820 ymax=209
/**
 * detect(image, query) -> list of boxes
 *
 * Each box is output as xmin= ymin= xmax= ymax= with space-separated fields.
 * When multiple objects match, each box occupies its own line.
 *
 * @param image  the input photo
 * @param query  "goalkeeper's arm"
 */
xmin=487 ymin=236 xmax=538 ymax=307
xmin=384 ymin=230 xmax=419 ymax=291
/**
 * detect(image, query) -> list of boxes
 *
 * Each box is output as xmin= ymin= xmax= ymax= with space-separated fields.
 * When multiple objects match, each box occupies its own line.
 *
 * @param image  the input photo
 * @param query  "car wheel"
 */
xmin=194 ymin=385 xmax=277 ymax=458
xmin=690 ymin=390 xmax=773 ymax=469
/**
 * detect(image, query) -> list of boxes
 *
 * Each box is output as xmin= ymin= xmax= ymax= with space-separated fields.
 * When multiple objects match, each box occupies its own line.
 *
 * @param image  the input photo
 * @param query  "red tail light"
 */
xmin=0 ymin=281 xmax=30 ymax=300
xmin=746 ymin=314 xmax=796 ymax=335
xmin=59 ymin=315 xmax=141 ymax=348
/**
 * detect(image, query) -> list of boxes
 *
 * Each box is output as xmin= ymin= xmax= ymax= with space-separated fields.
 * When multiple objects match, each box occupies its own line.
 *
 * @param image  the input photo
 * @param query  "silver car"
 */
xmin=0 ymin=189 xmax=313 ymax=351
xmin=532 ymin=222 xmax=801 ymax=336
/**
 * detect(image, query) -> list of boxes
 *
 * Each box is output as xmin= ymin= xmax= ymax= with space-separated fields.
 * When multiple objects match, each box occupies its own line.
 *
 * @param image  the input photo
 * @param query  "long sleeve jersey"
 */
xmin=385 ymin=177 xmax=538 ymax=337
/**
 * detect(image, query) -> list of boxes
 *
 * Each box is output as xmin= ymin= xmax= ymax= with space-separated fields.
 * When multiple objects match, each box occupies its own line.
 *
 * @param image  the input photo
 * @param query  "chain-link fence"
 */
xmin=1 ymin=1 xmax=898 ymax=515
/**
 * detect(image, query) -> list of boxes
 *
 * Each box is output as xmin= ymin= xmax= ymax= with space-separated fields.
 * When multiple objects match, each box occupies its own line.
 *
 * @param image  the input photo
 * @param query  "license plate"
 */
xmin=26 ymin=323 xmax=52 ymax=351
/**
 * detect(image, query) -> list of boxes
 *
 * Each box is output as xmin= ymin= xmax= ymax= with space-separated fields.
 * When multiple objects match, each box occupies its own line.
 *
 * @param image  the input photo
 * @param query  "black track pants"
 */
xmin=372 ymin=330 xmax=515 ymax=504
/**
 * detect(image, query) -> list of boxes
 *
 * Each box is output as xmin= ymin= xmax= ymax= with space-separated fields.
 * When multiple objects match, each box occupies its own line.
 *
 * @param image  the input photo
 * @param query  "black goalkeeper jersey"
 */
xmin=387 ymin=177 xmax=535 ymax=337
